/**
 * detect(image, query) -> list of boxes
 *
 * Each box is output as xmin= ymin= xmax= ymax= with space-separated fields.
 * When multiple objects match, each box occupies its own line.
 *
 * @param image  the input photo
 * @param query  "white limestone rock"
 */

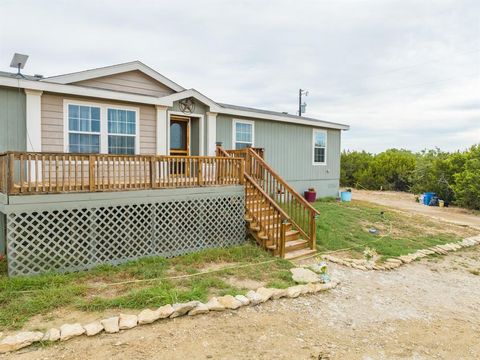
xmin=83 ymin=322 xmax=104 ymax=336
xmin=60 ymin=323 xmax=85 ymax=341
xmin=119 ymin=314 xmax=138 ymax=330
xmin=101 ymin=317 xmax=120 ymax=334
xmin=217 ymin=295 xmax=243 ymax=309
xmin=42 ymin=328 xmax=60 ymax=342
xmin=0 ymin=331 xmax=44 ymax=353
xmin=138 ymin=309 xmax=161 ymax=325
xmin=205 ymin=297 xmax=225 ymax=311
xmin=234 ymin=295 xmax=250 ymax=306
xmin=286 ymin=285 xmax=304 ymax=298
xmin=255 ymin=287 xmax=275 ymax=302
xmin=245 ymin=290 xmax=263 ymax=305
xmin=290 ymin=268 xmax=321 ymax=283
xmin=271 ymin=288 xmax=288 ymax=300
xmin=170 ymin=301 xmax=200 ymax=318
xmin=157 ymin=304 xmax=175 ymax=319
xmin=188 ymin=303 xmax=209 ymax=316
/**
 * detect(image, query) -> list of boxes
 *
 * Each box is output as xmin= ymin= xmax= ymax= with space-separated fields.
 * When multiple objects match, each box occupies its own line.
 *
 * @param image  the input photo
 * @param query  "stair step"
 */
xmin=267 ymin=239 xmax=308 ymax=252
xmin=285 ymin=230 xmax=300 ymax=241
xmin=284 ymin=248 xmax=317 ymax=260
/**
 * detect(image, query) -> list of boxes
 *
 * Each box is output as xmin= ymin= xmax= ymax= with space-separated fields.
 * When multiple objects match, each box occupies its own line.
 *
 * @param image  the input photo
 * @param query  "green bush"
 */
xmin=340 ymin=144 xmax=480 ymax=210
xmin=451 ymin=145 xmax=480 ymax=209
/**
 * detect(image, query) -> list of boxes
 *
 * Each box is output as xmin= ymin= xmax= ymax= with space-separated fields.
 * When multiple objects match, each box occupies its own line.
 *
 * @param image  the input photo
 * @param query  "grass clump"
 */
xmin=313 ymin=199 xmax=476 ymax=258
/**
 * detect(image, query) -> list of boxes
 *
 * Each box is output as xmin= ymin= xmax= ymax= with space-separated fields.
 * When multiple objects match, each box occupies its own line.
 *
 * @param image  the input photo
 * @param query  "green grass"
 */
xmin=313 ymin=199 xmax=475 ymax=259
xmin=0 ymin=244 xmax=295 ymax=331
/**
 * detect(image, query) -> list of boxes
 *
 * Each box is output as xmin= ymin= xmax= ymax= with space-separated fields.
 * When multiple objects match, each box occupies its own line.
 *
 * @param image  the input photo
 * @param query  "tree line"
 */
xmin=340 ymin=144 xmax=480 ymax=210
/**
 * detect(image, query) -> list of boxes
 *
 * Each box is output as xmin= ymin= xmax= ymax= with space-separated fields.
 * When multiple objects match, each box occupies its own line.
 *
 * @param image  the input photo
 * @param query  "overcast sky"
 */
xmin=1 ymin=0 xmax=478 ymax=153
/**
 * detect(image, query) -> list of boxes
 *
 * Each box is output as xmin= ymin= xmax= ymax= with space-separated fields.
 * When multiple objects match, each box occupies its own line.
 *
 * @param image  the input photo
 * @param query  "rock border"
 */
xmin=323 ymin=235 xmax=480 ymax=271
xmin=0 ymin=280 xmax=339 ymax=354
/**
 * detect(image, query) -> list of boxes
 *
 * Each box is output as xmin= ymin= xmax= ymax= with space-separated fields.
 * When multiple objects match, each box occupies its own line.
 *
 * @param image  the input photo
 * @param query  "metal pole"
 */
xmin=298 ymin=89 xmax=302 ymax=117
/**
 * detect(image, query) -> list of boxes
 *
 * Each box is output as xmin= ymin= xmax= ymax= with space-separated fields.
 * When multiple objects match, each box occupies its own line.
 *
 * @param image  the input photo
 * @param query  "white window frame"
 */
xmin=232 ymin=119 xmax=254 ymax=149
xmin=312 ymin=129 xmax=327 ymax=166
xmin=106 ymin=106 xmax=140 ymax=155
xmin=63 ymin=99 xmax=140 ymax=155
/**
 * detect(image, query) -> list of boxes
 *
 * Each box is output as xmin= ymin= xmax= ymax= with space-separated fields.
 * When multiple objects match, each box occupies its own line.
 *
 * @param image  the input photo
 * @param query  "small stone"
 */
xmin=170 ymin=301 xmax=200 ymax=318
xmin=42 ymin=328 xmax=60 ymax=342
xmin=101 ymin=317 xmax=120 ymax=333
xmin=256 ymin=287 xmax=276 ymax=302
xmin=386 ymin=258 xmax=402 ymax=265
xmin=205 ymin=297 xmax=225 ymax=311
xmin=119 ymin=314 xmax=138 ymax=330
xmin=290 ymin=268 xmax=321 ymax=283
xmin=157 ymin=304 xmax=175 ymax=319
xmin=235 ymin=295 xmax=250 ymax=306
xmin=83 ymin=322 xmax=104 ymax=336
xmin=0 ymin=331 xmax=44 ymax=353
xmin=286 ymin=285 xmax=304 ymax=298
xmin=271 ymin=288 xmax=287 ymax=299
xmin=217 ymin=295 xmax=243 ymax=309
xmin=188 ymin=303 xmax=209 ymax=316
xmin=245 ymin=290 xmax=263 ymax=305
xmin=60 ymin=323 xmax=85 ymax=341
xmin=138 ymin=309 xmax=161 ymax=324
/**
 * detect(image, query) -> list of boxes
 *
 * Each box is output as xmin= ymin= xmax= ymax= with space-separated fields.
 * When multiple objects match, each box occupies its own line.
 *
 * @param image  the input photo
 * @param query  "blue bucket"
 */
xmin=423 ymin=192 xmax=435 ymax=206
xmin=340 ymin=191 xmax=352 ymax=202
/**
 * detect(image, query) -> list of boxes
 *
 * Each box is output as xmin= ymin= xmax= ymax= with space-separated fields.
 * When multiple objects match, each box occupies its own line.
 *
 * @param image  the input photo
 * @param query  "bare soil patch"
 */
xmin=353 ymin=189 xmax=480 ymax=230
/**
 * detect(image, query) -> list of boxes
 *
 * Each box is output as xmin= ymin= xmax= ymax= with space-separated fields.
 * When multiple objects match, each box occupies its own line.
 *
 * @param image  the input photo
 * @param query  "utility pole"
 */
xmin=298 ymin=89 xmax=308 ymax=116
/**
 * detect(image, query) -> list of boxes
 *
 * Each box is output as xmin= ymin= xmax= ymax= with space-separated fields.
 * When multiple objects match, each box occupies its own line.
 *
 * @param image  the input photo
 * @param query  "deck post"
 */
xmin=7 ymin=153 xmax=15 ymax=195
xmin=239 ymin=159 xmax=245 ymax=185
xmin=150 ymin=156 xmax=156 ymax=188
xmin=309 ymin=212 xmax=317 ymax=250
xmin=280 ymin=220 xmax=287 ymax=258
xmin=197 ymin=158 xmax=203 ymax=186
xmin=88 ymin=155 xmax=96 ymax=192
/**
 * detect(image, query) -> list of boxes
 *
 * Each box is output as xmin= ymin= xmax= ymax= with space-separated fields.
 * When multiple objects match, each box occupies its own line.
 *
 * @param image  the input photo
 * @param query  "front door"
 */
xmin=170 ymin=116 xmax=190 ymax=156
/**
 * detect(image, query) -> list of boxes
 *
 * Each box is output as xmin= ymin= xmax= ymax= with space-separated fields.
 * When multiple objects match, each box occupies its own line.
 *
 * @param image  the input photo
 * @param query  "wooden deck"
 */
xmin=0 ymin=152 xmax=244 ymax=195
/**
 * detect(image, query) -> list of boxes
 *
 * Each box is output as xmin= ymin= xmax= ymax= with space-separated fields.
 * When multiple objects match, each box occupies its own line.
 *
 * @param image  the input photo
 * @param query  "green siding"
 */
xmin=0 ymin=86 xmax=26 ymax=152
xmin=216 ymin=114 xmax=342 ymax=197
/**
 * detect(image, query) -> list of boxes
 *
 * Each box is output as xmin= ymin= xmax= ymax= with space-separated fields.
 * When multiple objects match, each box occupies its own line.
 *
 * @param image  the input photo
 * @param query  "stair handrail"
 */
xmin=244 ymin=147 xmax=319 ymax=250
xmin=244 ymin=173 xmax=288 ymax=257
xmin=246 ymin=147 xmax=320 ymax=216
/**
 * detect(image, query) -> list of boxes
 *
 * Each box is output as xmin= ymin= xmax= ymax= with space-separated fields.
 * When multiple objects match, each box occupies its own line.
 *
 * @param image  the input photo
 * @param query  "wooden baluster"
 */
xmin=18 ymin=153 xmax=24 ymax=193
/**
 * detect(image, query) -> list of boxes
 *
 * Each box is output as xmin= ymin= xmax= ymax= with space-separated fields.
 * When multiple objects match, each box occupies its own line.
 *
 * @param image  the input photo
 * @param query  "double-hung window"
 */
xmin=108 ymin=108 xmax=137 ymax=155
xmin=313 ymin=129 xmax=327 ymax=165
xmin=68 ymin=104 xmax=101 ymax=153
xmin=233 ymin=119 xmax=254 ymax=150
xmin=66 ymin=102 xmax=138 ymax=155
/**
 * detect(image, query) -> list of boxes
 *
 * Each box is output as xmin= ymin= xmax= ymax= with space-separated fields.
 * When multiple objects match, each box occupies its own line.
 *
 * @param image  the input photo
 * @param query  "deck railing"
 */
xmin=0 ymin=152 xmax=244 ymax=195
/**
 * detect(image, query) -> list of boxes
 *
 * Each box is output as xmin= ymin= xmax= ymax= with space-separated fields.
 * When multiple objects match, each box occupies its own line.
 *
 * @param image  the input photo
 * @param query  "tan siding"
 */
xmin=41 ymin=94 xmax=64 ymax=152
xmin=41 ymin=93 xmax=156 ymax=154
xmin=73 ymin=70 xmax=175 ymax=97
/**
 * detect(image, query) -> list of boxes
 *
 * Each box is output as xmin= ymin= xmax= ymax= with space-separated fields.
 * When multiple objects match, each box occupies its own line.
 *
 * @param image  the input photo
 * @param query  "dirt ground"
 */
xmin=352 ymin=190 xmax=480 ymax=230
xmin=3 ymin=192 xmax=480 ymax=360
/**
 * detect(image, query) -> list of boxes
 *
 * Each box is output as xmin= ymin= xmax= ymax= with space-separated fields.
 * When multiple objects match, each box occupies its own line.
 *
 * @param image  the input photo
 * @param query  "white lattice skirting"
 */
xmin=3 ymin=187 xmax=246 ymax=276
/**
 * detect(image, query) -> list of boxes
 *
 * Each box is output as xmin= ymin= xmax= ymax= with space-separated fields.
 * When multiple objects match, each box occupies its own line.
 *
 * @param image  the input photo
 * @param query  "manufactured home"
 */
xmin=0 ymin=61 xmax=349 ymax=275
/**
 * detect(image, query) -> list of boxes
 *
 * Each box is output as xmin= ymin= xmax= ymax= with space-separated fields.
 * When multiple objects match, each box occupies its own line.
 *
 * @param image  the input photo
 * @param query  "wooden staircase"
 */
xmin=218 ymin=146 xmax=319 ymax=259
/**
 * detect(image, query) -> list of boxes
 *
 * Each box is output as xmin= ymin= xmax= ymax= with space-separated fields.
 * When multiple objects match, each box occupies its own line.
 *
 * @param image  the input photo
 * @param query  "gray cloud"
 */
xmin=0 ymin=0 xmax=478 ymax=153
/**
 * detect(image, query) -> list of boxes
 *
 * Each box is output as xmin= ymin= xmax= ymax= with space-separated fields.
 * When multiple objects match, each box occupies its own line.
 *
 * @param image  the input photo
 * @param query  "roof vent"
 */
xmin=34 ymin=74 xmax=44 ymax=79
xmin=282 ymin=112 xmax=288 ymax=114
